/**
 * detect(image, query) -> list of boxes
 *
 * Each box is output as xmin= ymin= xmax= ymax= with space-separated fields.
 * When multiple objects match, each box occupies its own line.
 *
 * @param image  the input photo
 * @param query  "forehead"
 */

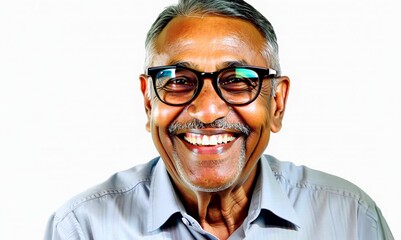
xmin=152 ymin=15 xmax=267 ymax=68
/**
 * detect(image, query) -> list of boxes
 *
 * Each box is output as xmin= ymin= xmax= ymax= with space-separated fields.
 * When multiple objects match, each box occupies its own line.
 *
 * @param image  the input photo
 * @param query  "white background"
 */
xmin=1 ymin=0 xmax=400 ymax=239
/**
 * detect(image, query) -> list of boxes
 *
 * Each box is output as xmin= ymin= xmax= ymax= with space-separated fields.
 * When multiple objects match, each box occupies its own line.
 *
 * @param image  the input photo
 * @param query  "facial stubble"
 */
xmin=172 ymin=140 xmax=246 ymax=193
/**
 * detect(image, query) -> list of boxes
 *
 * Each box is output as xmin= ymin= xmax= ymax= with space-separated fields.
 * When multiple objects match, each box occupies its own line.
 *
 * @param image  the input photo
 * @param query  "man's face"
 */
xmin=140 ymin=16 xmax=288 ymax=193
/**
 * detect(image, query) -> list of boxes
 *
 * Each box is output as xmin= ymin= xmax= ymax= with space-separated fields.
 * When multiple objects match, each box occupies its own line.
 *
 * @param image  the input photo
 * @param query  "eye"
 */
xmin=219 ymin=76 xmax=258 ymax=91
xmin=218 ymin=68 xmax=259 ymax=92
xmin=154 ymin=68 xmax=198 ymax=93
xmin=159 ymin=77 xmax=197 ymax=92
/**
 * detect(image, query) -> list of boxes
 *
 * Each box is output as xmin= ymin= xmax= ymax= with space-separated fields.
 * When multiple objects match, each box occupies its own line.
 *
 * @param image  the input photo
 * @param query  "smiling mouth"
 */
xmin=182 ymin=133 xmax=237 ymax=146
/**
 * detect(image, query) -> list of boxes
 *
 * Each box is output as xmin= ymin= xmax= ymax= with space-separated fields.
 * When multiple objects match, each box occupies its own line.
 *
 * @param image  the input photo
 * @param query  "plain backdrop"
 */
xmin=0 ymin=0 xmax=400 ymax=239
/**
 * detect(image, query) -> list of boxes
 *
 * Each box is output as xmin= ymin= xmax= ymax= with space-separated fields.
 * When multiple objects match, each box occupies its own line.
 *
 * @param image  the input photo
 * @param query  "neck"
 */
xmin=175 ymin=165 xmax=259 ymax=240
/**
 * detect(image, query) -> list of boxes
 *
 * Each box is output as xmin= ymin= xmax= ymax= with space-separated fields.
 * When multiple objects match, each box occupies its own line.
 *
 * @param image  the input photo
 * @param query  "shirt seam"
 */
xmin=54 ymin=177 xmax=151 ymax=223
xmin=271 ymin=170 xmax=382 ymax=224
xmin=272 ymin=170 xmax=361 ymax=200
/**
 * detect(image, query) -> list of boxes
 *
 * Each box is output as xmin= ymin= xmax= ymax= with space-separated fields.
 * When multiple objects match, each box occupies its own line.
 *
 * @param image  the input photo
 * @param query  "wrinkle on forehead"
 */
xmin=151 ymin=16 xmax=267 ymax=69
xmin=160 ymin=34 xmax=247 ymax=54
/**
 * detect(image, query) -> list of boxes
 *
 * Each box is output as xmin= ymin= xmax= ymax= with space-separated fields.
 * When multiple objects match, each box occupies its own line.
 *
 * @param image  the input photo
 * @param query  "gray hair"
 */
xmin=144 ymin=0 xmax=281 ymax=96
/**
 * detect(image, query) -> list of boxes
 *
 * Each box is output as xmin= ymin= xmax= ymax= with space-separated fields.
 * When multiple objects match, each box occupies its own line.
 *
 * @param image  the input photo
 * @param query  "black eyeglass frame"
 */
xmin=146 ymin=65 xmax=277 ymax=106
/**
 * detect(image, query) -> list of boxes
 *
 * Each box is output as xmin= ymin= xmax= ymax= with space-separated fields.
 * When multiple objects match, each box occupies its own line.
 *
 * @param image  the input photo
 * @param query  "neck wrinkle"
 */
xmin=174 ymin=163 xmax=259 ymax=239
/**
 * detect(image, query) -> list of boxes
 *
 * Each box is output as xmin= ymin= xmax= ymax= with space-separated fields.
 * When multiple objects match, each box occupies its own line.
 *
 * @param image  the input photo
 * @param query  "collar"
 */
xmin=247 ymin=155 xmax=301 ymax=229
xmin=147 ymin=158 xmax=185 ymax=232
xmin=147 ymin=155 xmax=301 ymax=232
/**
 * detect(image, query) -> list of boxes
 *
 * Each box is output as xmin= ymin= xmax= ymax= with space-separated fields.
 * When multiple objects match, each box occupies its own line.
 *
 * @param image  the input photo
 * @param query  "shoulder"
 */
xmin=264 ymin=154 xmax=376 ymax=210
xmin=52 ymin=157 xmax=160 ymax=223
xmin=262 ymin=155 xmax=394 ymax=238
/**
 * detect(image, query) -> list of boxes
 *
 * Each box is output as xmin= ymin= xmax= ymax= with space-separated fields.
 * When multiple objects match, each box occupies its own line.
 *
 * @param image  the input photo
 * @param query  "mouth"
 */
xmin=182 ymin=133 xmax=237 ymax=146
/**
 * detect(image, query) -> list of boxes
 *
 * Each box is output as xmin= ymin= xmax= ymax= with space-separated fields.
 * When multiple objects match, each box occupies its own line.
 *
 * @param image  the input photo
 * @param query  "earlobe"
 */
xmin=270 ymin=76 xmax=290 ymax=133
xmin=140 ymin=74 xmax=152 ymax=132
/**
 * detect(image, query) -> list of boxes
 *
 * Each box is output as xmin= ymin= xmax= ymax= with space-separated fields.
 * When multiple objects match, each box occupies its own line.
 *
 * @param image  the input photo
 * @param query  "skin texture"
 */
xmin=140 ymin=15 xmax=290 ymax=240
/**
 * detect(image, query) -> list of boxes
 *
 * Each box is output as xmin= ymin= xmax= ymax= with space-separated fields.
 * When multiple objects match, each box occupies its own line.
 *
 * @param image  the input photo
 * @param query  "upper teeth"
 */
xmin=184 ymin=134 xmax=236 ymax=146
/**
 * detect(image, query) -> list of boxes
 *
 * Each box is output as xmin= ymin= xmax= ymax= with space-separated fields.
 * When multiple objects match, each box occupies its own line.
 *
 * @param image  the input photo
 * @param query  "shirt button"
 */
xmin=182 ymin=217 xmax=190 ymax=226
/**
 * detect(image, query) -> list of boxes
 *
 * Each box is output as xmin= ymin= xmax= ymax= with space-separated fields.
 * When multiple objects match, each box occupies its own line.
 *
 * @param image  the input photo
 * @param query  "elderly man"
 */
xmin=45 ymin=0 xmax=393 ymax=239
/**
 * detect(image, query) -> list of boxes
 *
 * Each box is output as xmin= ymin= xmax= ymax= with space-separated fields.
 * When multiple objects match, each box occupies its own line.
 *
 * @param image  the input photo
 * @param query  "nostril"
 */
xmin=186 ymin=98 xmax=229 ymax=124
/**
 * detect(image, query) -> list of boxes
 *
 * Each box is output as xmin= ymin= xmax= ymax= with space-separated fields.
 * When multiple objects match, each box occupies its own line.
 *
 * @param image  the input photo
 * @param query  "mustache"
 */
xmin=168 ymin=119 xmax=250 ymax=136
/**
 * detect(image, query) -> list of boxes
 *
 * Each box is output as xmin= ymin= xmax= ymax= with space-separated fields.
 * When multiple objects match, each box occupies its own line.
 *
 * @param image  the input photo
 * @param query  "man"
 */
xmin=45 ymin=0 xmax=394 ymax=239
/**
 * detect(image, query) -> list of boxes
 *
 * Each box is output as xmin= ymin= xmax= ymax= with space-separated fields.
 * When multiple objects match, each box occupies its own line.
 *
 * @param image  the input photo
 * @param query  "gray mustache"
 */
xmin=168 ymin=119 xmax=250 ymax=136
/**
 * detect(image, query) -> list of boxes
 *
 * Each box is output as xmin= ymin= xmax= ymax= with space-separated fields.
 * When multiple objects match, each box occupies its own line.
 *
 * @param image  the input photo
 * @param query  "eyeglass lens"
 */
xmin=154 ymin=67 xmax=261 ymax=105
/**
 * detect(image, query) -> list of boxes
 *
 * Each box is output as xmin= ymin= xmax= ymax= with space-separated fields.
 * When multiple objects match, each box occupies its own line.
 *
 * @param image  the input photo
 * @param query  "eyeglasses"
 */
xmin=146 ymin=65 xmax=277 ymax=106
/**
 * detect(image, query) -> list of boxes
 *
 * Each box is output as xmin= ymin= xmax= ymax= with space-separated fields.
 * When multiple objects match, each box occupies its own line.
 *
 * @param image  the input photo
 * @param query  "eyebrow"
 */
xmin=219 ymin=60 xmax=249 ymax=68
xmin=169 ymin=61 xmax=198 ymax=69
xmin=168 ymin=60 xmax=250 ymax=71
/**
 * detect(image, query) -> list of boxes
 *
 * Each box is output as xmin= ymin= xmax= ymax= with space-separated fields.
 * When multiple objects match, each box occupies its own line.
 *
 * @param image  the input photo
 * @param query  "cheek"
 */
xmin=149 ymin=102 xmax=187 ymax=155
xmin=235 ymin=99 xmax=272 ymax=156
xmin=149 ymin=103 xmax=184 ymax=166
xmin=238 ymin=101 xmax=270 ymax=130
xmin=151 ymin=105 xmax=170 ymax=129
xmin=150 ymin=101 xmax=182 ymax=129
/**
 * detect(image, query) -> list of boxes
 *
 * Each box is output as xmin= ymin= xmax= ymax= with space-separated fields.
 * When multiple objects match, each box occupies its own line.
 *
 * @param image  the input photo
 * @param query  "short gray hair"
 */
xmin=144 ymin=0 xmax=281 ymax=97
xmin=145 ymin=0 xmax=281 ymax=75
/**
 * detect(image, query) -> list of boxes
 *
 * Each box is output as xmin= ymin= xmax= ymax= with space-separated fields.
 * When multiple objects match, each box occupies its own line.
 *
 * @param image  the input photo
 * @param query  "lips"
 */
xmin=183 ymin=133 xmax=236 ymax=146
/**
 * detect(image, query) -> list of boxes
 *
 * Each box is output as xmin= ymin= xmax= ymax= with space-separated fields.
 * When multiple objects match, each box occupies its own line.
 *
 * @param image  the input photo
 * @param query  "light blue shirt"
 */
xmin=45 ymin=155 xmax=394 ymax=239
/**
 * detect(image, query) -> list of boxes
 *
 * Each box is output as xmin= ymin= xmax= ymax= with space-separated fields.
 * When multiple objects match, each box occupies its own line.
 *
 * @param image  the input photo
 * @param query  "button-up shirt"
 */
xmin=44 ymin=155 xmax=394 ymax=239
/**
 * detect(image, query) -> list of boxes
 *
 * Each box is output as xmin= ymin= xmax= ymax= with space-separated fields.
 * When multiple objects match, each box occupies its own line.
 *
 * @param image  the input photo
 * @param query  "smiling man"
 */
xmin=45 ymin=0 xmax=393 ymax=239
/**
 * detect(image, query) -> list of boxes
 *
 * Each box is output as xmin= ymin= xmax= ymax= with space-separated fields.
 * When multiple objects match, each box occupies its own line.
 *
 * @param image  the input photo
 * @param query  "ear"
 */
xmin=270 ymin=76 xmax=290 ymax=133
xmin=140 ymin=74 xmax=152 ymax=132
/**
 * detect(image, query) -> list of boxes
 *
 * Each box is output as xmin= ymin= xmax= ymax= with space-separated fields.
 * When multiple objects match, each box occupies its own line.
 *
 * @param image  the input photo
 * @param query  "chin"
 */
xmin=172 ymin=144 xmax=246 ymax=193
xmin=184 ymin=176 xmax=238 ymax=193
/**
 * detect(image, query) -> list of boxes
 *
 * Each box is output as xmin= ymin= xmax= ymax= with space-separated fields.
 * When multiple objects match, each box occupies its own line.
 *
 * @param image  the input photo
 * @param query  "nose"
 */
xmin=186 ymin=79 xmax=230 ymax=124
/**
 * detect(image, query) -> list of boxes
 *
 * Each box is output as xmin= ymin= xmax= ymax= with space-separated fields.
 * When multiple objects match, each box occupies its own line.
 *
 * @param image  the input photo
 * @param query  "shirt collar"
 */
xmin=251 ymin=155 xmax=301 ymax=229
xmin=147 ymin=155 xmax=301 ymax=232
xmin=147 ymin=158 xmax=185 ymax=232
